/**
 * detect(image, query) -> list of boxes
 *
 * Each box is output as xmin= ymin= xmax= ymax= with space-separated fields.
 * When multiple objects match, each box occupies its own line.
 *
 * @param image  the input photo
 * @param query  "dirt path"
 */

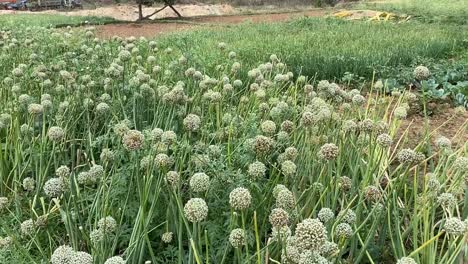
xmin=95 ymin=9 xmax=328 ymax=38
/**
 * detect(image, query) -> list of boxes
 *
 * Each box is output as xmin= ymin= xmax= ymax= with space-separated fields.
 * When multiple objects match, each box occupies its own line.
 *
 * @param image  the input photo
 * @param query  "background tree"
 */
xmin=136 ymin=0 xmax=181 ymax=21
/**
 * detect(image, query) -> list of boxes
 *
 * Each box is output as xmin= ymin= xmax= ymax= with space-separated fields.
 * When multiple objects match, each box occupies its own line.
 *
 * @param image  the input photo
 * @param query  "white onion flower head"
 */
xmin=413 ymin=65 xmax=430 ymax=81
xmin=161 ymin=130 xmax=177 ymax=144
xmin=269 ymin=208 xmax=289 ymax=228
xmin=162 ymin=232 xmax=173 ymax=243
xmin=273 ymin=184 xmax=289 ymax=199
xmin=28 ymin=104 xmax=44 ymax=115
xmin=0 ymin=197 xmax=8 ymax=210
xmin=90 ymin=229 xmax=104 ymax=244
xmin=183 ymin=114 xmax=201 ymax=132
xmin=261 ymin=120 xmax=277 ymax=135
xmin=20 ymin=219 xmax=35 ymax=236
xmin=335 ymin=223 xmax=353 ymax=239
xmin=70 ymin=251 xmax=93 ymax=264
xmin=44 ymin=177 xmax=67 ymax=197
xmin=184 ymin=198 xmax=208 ymax=223
xmin=397 ymin=257 xmax=417 ymax=264
xmin=229 ymin=187 xmax=252 ymax=210
xmin=166 ymin=171 xmax=180 ymax=187
xmin=104 ymin=256 xmax=126 ymax=264
xmin=295 ymin=218 xmax=327 ymax=251
xmin=276 ymin=189 xmax=295 ymax=210
xmin=377 ymin=133 xmax=393 ymax=147
xmin=56 ymin=165 xmax=70 ymax=178
xmin=23 ymin=177 xmax=35 ymax=191
xmin=435 ymin=136 xmax=451 ymax=149
xmin=51 ymin=245 xmax=74 ymax=264
xmin=338 ymin=209 xmax=356 ymax=224
xmin=281 ymin=160 xmax=297 ymax=177
xmin=122 ymin=130 xmax=145 ymax=150
xmin=229 ymin=228 xmax=245 ymax=248
xmin=318 ymin=208 xmax=335 ymax=223
xmin=189 ymin=172 xmax=210 ymax=193
xmin=98 ymin=216 xmax=117 ymax=233
xmin=318 ymin=143 xmax=339 ymax=160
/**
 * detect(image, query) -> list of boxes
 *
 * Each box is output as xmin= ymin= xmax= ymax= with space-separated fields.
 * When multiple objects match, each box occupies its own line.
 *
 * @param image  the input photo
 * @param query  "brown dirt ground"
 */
xmin=95 ymin=9 xmax=328 ymax=38
xmin=398 ymin=105 xmax=468 ymax=149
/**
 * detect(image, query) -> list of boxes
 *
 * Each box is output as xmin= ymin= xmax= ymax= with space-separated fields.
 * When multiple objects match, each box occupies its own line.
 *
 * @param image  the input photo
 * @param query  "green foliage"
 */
xmin=158 ymin=17 xmax=465 ymax=80
xmin=0 ymin=14 xmax=116 ymax=27
xmin=354 ymin=0 xmax=468 ymax=25
xmin=0 ymin=10 xmax=467 ymax=264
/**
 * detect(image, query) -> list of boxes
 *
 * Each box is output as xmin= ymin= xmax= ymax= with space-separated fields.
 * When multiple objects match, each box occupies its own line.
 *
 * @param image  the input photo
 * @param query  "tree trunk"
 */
xmin=138 ymin=2 xmax=143 ymax=20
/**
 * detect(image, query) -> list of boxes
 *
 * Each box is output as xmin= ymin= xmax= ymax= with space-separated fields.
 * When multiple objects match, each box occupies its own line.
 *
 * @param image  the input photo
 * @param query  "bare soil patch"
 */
xmin=399 ymin=105 xmax=468 ymax=149
xmin=95 ymin=9 xmax=328 ymax=38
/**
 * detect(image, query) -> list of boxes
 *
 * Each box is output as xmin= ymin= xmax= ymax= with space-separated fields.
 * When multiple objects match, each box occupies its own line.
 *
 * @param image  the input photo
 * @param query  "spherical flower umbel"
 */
xmin=229 ymin=228 xmax=246 ymax=248
xmin=273 ymin=184 xmax=289 ymax=199
xmin=271 ymin=226 xmax=292 ymax=241
xmin=269 ymin=208 xmax=289 ymax=228
xmin=189 ymin=172 xmax=210 ymax=193
xmin=55 ymin=165 xmax=70 ymax=178
xmin=437 ymin=192 xmax=457 ymax=209
xmin=184 ymin=198 xmax=208 ymax=223
xmin=294 ymin=218 xmax=327 ymax=251
xmin=98 ymin=216 xmax=117 ymax=233
xmin=452 ymin=156 xmax=468 ymax=172
xmin=43 ymin=177 xmax=66 ymax=197
xmin=23 ymin=177 xmax=35 ymax=191
xmin=397 ymin=257 xmax=417 ymax=264
xmin=397 ymin=148 xmax=417 ymax=164
xmin=122 ymin=130 xmax=145 ymax=150
xmin=183 ymin=114 xmax=201 ymax=132
xmin=96 ymin=102 xmax=110 ymax=114
xmin=154 ymin=153 xmax=174 ymax=168
xmin=338 ymin=209 xmax=356 ymax=225
xmin=90 ymin=229 xmax=104 ymax=244
xmin=20 ymin=219 xmax=35 ymax=236
xmin=444 ymin=217 xmax=465 ymax=236
xmin=318 ymin=208 xmax=335 ymax=223
xmin=248 ymin=161 xmax=266 ymax=179
xmin=320 ymin=241 xmax=339 ymax=257
xmin=51 ymin=245 xmax=74 ymax=264
xmin=166 ymin=171 xmax=180 ymax=187
xmin=318 ymin=143 xmax=339 ymax=160
xmin=377 ymin=133 xmax=393 ymax=148
xmin=394 ymin=106 xmax=408 ymax=119
xmin=229 ymin=187 xmax=252 ymax=210
xmin=364 ymin=186 xmax=381 ymax=203
xmin=281 ymin=160 xmax=297 ymax=177
xmin=352 ymin=94 xmax=365 ymax=105
xmin=413 ymin=65 xmax=430 ymax=81
xmin=339 ymin=176 xmax=352 ymax=192
xmin=161 ymin=130 xmax=177 ymax=145
xmin=47 ymin=126 xmax=65 ymax=141
xmin=261 ymin=120 xmax=277 ymax=135
xmin=435 ymin=136 xmax=451 ymax=150
xmin=252 ymin=135 xmax=275 ymax=155
xmin=335 ymin=223 xmax=353 ymax=239
xmin=104 ymin=256 xmax=126 ymax=264
xmin=70 ymin=251 xmax=93 ymax=264
xmin=162 ymin=232 xmax=173 ymax=243
xmin=0 ymin=197 xmax=8 ymax=210
xmin=276 ymin=189 xmax=295 ymax=210
xmin=100 ymin=148 xmax=115 ymax=163
xmin=27 ymin=103 xmax=44 ymax=115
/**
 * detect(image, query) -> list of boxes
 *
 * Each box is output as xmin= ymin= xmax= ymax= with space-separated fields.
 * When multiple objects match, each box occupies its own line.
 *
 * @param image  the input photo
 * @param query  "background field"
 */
xmin=0 ymin=0 xmax=467 ymax=263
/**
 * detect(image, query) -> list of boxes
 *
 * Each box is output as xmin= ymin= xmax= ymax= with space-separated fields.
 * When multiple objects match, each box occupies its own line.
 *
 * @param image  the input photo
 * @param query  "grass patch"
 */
xmin=0 ymin=14 xmax=116 ymax=27
xmin=159 ymin=17 xmax=466 ymax=79
xmin=352 ymin=0 xmax=468 ymax=24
